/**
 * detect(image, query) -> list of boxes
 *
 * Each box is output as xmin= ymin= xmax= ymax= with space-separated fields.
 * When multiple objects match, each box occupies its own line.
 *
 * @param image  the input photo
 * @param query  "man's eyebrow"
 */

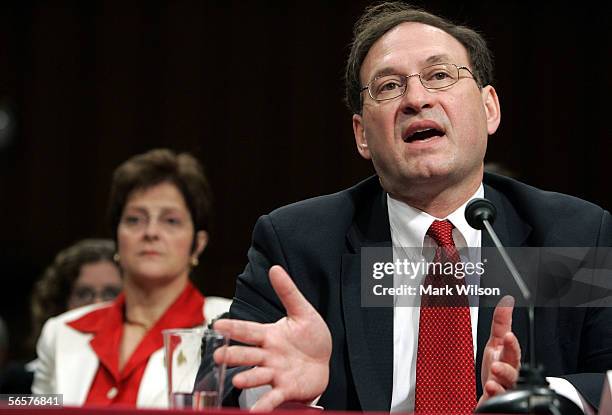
xmin=425 ymin=54 xmax=452 ymax=64
xmin=366 ymin=67 xmax=399 ymax=84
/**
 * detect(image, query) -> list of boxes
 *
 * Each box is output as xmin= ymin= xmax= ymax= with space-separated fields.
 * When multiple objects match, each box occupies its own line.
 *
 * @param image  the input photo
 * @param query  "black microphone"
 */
xmin=466 ymin=198 xmax=581 ymax=415
xmin=465 ymin=198 xmax=497 ymax=231
xmin=465 ymin=199 xmax=532 ymax=304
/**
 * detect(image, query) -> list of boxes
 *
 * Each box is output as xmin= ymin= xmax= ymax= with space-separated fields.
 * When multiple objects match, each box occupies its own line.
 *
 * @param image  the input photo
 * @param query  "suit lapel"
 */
xmin=476 ymin=183 xmax=531 ymax=397
xmin=56 ymin=327 xmax=98 ymax=405
xmin=341 ymin=187 xmax=394 ymax=411
xmin=137 ymin=348 xmax=167 ymax=407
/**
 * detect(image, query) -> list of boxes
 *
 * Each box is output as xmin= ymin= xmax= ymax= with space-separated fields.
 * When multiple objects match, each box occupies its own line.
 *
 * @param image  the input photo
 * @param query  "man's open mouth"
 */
xmin=403 ymin=127 xmax=445 ymax=143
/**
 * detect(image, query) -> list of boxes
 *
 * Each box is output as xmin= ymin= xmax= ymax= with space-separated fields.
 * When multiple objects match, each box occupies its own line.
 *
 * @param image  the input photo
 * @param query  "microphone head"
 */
xmin=465 ymin=198 xmax=496 ymax=230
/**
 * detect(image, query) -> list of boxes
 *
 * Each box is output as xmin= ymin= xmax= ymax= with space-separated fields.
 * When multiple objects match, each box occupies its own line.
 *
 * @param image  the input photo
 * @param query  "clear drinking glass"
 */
xmin=163 ymin=328 xmax=228 ymax=409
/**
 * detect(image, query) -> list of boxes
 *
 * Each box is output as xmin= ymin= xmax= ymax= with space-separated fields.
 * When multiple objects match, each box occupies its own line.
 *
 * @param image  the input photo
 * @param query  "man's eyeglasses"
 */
xmin=360 ymin=63 xmax=476 ymax=102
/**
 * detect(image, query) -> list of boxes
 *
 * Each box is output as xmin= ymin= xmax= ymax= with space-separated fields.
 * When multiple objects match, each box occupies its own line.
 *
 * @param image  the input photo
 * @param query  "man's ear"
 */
xmin=482 ymin=85 xmax=501 ymax=135
xmin=353 ymin=113 xmax=371 ymax=159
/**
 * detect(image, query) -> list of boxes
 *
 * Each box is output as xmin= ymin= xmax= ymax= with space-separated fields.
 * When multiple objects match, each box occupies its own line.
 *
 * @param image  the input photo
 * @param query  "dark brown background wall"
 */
xmin=0 ymin=1 xmax=609 ymax=358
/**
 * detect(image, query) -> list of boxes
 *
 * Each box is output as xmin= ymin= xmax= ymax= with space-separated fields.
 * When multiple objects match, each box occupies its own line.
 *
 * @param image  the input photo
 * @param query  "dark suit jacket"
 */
xmin=220 ymin=173 xmax=612 ymax=410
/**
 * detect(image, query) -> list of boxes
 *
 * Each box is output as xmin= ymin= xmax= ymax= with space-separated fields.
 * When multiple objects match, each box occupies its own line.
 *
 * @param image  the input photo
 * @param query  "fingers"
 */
xmin=251 ymin=388 xmax=286 ymax=412
xmin=482 ymin=297 xmax=521 ymax=394
xmin=269 ymin=265 xmax=313 ymax=319
xmin=483 ymin=379 xmax=505 ymax=398
xmin=476 ymin=379 xmax=508 ymax=409
xmin=483 ymin=330 xmax=521 ymax=391
xmin=488 ymin=361 xmax=518 ymax=389
xmin=499 ymin=332 xmax=521 ymax=368
xmin=213 ymin=318 xmax=266 ymax=346
xmin=214 ymin=345 xmax=266 ymax=367
xmin=233 ymin=366 xmax=274 ymax=389
xmin=489 ymin=295 xmax=515 ymax=345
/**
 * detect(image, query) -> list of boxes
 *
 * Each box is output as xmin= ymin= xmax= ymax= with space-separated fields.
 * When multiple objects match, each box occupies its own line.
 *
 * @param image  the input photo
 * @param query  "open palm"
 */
xmin=214 ymin=265 xmax=332 ymax=411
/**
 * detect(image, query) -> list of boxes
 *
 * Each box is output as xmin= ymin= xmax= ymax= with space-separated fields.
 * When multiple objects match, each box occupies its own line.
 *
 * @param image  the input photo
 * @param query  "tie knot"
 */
xmin=427 ymin=220 xmax=455 ymax=247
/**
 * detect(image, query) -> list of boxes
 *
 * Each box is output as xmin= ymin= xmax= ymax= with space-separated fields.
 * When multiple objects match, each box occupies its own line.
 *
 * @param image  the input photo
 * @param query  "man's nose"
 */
xmin=399 ymin=75 xmax=434 ymax=115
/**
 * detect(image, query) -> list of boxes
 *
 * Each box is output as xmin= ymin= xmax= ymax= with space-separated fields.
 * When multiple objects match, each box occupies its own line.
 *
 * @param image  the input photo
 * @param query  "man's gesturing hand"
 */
xmin=213 ymin=265 xmax=332 ymax=411
xmin=478 ymin=295 xmax=522 ymax=407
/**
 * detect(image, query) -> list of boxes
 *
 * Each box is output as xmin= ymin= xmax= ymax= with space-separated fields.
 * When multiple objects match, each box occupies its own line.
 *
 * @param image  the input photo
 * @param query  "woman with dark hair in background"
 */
xmin=30 ymin=239 xmax=122 ymax=349
xmin=0 ymin=239 xmax=122 ymax=393
xmin=32 ymin=149 xmax=231 ymax=408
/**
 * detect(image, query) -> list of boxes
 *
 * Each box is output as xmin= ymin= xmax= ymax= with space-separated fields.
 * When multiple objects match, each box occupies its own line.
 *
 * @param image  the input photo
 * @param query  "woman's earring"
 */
xmin=191 ymin=257 xmax=199 ymax=267
xmin=113 ymin=253 xmax=120 ymax=263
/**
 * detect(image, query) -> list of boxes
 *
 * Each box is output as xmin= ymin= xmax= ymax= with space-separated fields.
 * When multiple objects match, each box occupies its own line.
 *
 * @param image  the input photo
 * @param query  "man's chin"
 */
xmin=381 ymin=167 xmax=472 ymax=202
xmin=383 ymin=168 xmax=453 ymax=188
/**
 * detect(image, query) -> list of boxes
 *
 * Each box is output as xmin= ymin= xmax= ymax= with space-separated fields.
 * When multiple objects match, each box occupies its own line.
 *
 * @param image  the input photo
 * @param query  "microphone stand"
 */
xmin=467 ymin=199 xmax=582 ymax=415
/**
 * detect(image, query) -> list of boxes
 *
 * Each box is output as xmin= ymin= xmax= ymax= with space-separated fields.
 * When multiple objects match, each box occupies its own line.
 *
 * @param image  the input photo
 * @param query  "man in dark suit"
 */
xmin=209 ymin=2 xmax=612 ymax=412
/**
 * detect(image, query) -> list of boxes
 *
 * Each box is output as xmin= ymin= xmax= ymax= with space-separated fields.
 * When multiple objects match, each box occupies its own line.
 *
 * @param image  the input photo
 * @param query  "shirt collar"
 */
xmin=387 ymin=184 xmax=484 ymax=248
